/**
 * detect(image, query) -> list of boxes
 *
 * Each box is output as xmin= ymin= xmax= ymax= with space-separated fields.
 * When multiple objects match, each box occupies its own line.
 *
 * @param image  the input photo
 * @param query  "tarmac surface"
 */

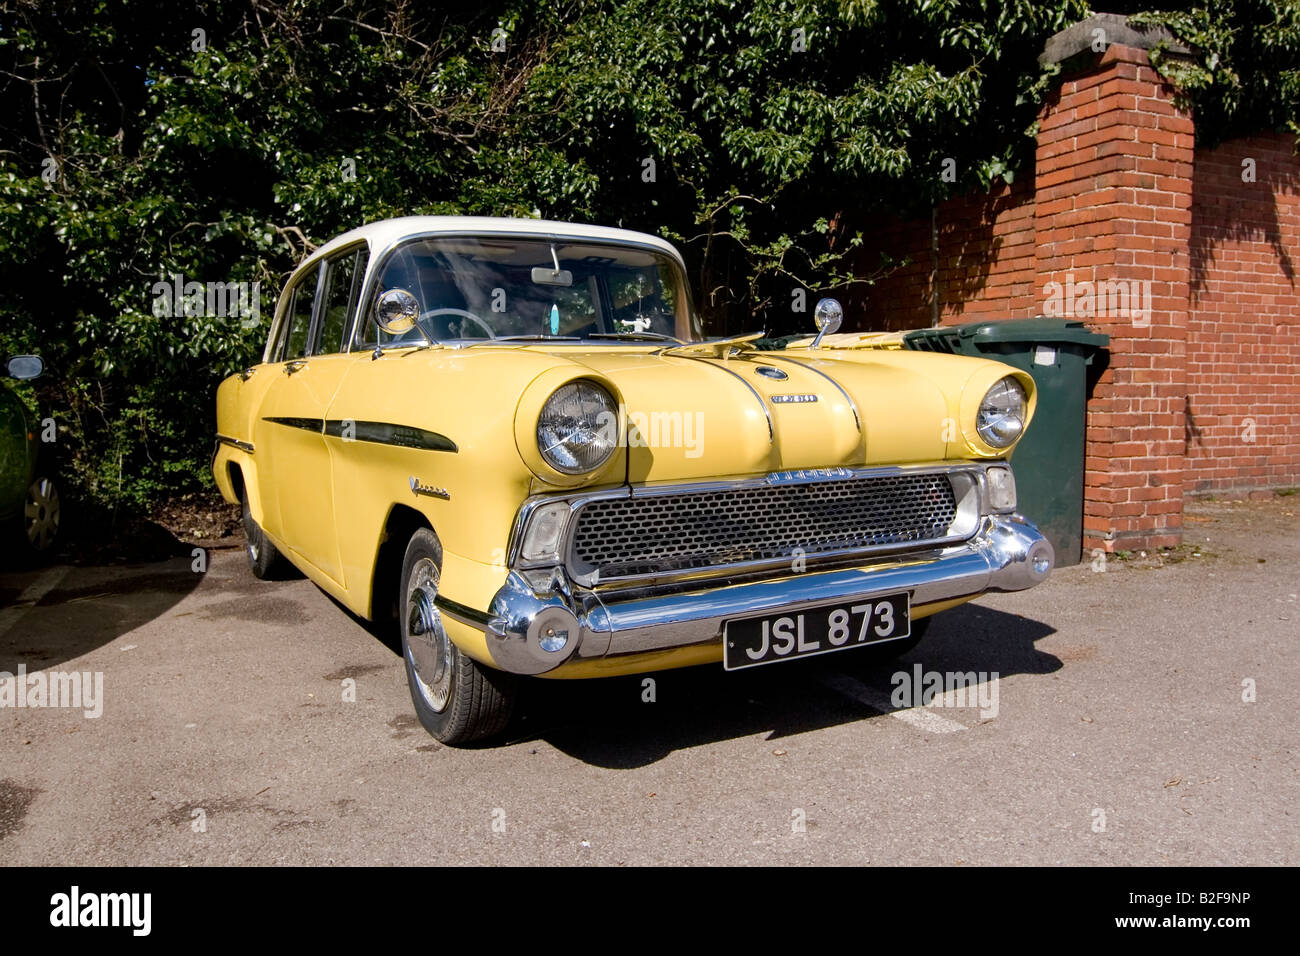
xmin=1 ymin=497 xmax=1295 ymax=865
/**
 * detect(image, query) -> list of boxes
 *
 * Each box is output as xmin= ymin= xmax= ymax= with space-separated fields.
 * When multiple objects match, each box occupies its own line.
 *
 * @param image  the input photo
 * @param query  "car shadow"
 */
xmin=323 ymin=591 xmax=402 ymax=656
xmin=0 ymin=554 xmax=207 ymax=674
xmin=507 ymin=603 xmax=1060 ymax=768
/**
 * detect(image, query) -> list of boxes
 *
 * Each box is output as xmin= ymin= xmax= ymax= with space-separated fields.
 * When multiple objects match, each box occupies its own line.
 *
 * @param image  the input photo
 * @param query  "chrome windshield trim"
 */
xmin=348 ymin=231 xmax=702 ymax=352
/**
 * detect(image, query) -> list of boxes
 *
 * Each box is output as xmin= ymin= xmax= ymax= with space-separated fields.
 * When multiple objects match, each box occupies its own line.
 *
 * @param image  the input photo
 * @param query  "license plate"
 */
xmin=723 ymin=593 xmax=911 ymax=671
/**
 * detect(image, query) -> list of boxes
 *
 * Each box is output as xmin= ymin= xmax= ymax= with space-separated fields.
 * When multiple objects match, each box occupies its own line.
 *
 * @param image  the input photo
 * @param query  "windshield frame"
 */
xmin=348 ymin=231 xmax=702 ymax=350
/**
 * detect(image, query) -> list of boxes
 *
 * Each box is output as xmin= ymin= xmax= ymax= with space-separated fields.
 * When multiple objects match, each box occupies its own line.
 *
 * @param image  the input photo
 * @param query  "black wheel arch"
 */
xmin=371 ymin=503 xmax=433 ymax=621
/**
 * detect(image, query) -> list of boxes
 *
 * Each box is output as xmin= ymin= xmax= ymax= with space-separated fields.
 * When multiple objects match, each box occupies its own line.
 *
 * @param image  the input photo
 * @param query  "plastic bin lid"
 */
xmin=946 ymin=316 xmax=1109 ymax=347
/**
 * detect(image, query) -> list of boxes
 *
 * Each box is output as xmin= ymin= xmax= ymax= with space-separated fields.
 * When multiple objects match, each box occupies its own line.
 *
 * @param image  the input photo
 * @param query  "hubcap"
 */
xmin=23 ymin=477 xmax=60 ymax=552
xmin=243 ymin=505 xmax=260 ymax=562
xmin=405 ymin=557 xmax=452 ymax=712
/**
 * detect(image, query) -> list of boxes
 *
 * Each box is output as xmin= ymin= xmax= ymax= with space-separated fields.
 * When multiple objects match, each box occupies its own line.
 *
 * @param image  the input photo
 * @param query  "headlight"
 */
xmin=976 ymin=377 xmax=1027 ymax=448
xmin=536 ymin=381 xmax=617 ymax=474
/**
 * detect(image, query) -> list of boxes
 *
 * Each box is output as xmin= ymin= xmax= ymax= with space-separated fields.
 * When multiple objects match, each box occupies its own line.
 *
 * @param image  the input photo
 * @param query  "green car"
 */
xmin=0 ymin=355 xmax=61 ymax=560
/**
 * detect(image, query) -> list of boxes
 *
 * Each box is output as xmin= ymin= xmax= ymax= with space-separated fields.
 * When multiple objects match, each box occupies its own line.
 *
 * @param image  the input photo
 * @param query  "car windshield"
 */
xmin=357 ymin=236 xmax=701 ymax=345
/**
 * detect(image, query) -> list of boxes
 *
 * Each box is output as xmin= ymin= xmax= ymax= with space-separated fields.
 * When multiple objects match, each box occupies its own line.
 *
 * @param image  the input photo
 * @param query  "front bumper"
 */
xmin=440 ymin=513 xmax=1054 ymax=675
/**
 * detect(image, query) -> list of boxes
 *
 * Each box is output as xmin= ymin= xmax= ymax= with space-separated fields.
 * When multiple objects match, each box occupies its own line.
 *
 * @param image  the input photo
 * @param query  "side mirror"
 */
xmin=811 ymin=298 xmax=843 ymax=349
xmin=375 ymin=289 xmax=421 ymax=335
xmin=6 ymin=355 xmax=44 ymax=380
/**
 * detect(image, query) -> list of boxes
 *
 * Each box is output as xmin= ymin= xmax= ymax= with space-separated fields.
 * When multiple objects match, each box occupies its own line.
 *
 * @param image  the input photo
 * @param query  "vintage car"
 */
xmin=1 ymin=354 xmax=61 ymax=562
xmin=213 ymin=216 xmax=1053 ymax=744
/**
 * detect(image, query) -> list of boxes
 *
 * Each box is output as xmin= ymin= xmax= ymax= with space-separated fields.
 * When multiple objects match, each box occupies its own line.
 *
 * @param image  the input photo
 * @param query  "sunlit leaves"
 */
xmin=3 ymin=0 xmax=1289 ymax=507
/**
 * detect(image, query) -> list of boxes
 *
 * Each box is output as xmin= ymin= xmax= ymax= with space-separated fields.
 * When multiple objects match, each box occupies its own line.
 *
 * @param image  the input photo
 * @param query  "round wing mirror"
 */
xmin=375 ymin=289 xmax=421 ymax=335
xmin=811 ymin=298 xmax=843 ymax=348
xmin=6 ymin=355 xmax=44 ymax=380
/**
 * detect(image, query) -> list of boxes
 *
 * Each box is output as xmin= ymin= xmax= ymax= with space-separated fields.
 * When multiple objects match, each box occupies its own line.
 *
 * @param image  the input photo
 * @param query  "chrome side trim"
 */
xmin=434 ymin=594 xmax=492 ymax=628
xmin=261 ymin=416 xmax=457 ymax=452
xmin=262 ymin=416 xmax=322 ymax=433
xmin=327 ymin=420 xmax=457 ymax=453
xmin=215 ymin=434 xmax=255 ymax=454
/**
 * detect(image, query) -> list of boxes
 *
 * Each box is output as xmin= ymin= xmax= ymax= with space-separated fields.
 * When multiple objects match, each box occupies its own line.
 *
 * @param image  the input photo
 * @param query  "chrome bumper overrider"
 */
xmin=444 ymin=514 xmax=1053 ymax=675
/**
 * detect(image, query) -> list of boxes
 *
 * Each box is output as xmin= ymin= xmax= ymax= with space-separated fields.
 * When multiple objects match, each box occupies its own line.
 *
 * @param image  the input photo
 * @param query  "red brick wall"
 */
xmin=846 ymin=45 xmax=1199 ymax=550
xmin=841 ymin=42 xmax=1300 ymax=551
xmin=1036 ymin=45 xmax=1194 ymax=552
xmin=850 ymin=178 xmax=1038 ymax=331
xmin=1185 ymin=132 xmax=1300 ymax=494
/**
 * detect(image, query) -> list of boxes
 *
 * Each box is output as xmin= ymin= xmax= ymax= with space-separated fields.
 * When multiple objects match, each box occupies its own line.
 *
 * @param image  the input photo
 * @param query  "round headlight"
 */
xmin=537 ymin=381 xmax=618 ymax=475
xmin=976 ymin=376 xmax=1027 ymax=448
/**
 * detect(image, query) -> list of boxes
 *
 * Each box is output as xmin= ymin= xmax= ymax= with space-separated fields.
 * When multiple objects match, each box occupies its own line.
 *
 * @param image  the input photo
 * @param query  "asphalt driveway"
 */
xmin=1 ymin=497 xmax=1295 ymax=865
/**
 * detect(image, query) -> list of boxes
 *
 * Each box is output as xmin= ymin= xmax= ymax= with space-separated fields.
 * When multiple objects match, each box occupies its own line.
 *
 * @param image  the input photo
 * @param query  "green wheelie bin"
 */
xmin=903 ymin=317 xmax=1109 ymax=566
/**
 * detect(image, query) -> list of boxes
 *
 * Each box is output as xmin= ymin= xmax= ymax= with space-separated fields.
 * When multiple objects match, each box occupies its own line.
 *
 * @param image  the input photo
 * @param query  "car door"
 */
xmin=256 ymin=245 xmax=369 ymax=584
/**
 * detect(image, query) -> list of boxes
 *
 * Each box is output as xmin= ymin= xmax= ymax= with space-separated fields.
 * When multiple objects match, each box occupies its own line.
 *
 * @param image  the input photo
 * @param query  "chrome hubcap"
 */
xmin=24 ymin=477 xmax=60 ymax=552
xmin=405 ymin=557 xmax=452 ymax=712
xmin=244 ymin=505 xmax=260 ymax=562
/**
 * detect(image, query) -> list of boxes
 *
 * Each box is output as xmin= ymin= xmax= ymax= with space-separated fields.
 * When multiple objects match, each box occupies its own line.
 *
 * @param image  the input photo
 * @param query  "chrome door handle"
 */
xmin=239 ymin=366 xmax=258 ymax=381
xmin=284 ymin=360 xmax=308 ymax=375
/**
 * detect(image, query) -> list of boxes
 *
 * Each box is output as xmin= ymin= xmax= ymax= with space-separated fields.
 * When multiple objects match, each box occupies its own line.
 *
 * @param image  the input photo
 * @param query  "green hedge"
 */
xmin=0 ymin=1 xmax=1294 ymax=509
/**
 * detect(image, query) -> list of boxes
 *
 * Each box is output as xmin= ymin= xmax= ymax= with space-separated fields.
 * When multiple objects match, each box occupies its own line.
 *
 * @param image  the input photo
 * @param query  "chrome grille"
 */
xmin=571 ymin=472 xmax=960 ymax=580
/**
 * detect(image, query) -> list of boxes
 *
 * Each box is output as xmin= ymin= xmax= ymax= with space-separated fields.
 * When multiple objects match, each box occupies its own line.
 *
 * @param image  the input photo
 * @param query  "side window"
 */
xmin=282 ymin=266 xmax=320 ymax=361
xmin=318 ymin=247 xmax=369 ymax=354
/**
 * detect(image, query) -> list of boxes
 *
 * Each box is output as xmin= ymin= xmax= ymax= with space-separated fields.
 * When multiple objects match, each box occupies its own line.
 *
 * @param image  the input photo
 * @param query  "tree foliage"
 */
xmin=0 ymin=0 xmax=1292 ymax=508
xmin=1127 ymin=0 xmax=1300 ymax=144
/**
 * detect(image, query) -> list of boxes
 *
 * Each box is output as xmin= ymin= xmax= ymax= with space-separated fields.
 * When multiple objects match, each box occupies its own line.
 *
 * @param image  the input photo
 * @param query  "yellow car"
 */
xmin=213 ymin=216 xmax=1053 ymax=744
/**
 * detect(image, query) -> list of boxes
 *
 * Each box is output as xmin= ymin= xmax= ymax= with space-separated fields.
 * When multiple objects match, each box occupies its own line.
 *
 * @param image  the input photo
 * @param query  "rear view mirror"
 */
xmin=6 ymin=355 xmax=43 ymax=380
xmin=531 ymin=266 xmax=573 ymax=287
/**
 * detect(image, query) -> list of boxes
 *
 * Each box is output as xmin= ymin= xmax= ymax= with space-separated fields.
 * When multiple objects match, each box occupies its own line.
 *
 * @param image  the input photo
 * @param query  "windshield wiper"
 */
xmin=490 ymin=334 xmax=582 ymax=342
xmin=371 ymin=341 xmax=436 ymax=360
xmin=587 ymin=331 xmax=682 ymax=343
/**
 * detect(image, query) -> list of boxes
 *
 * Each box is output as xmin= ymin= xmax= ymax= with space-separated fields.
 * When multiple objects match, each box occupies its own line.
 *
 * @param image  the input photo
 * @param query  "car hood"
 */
xmin=512 ymin=342 xmax=1034 ymax=485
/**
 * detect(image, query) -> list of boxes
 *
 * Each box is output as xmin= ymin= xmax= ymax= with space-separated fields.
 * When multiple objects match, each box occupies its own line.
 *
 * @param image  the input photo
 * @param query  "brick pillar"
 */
xmin=1035 ymin=29 xmax=1194 ymax=552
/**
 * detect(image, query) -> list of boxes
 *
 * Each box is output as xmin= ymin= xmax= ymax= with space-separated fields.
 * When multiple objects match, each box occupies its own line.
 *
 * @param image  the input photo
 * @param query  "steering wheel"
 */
xmin=417 ymin=307 xmax=496 ymax=340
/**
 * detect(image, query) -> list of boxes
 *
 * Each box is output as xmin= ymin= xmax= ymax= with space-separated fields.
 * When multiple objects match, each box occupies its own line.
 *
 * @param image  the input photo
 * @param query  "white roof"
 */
xmin=307 ymin=215 xmax=684 ymax=265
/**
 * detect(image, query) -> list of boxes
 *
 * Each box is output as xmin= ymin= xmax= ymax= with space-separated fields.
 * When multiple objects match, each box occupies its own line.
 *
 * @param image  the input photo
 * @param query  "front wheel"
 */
xmin=401 ymin=528 xmax=517 ymax=745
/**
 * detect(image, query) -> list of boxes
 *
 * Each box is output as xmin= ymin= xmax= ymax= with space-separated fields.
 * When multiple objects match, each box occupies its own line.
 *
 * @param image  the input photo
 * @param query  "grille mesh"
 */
xmin=571 ymin=473 xmax=959 ymax=579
